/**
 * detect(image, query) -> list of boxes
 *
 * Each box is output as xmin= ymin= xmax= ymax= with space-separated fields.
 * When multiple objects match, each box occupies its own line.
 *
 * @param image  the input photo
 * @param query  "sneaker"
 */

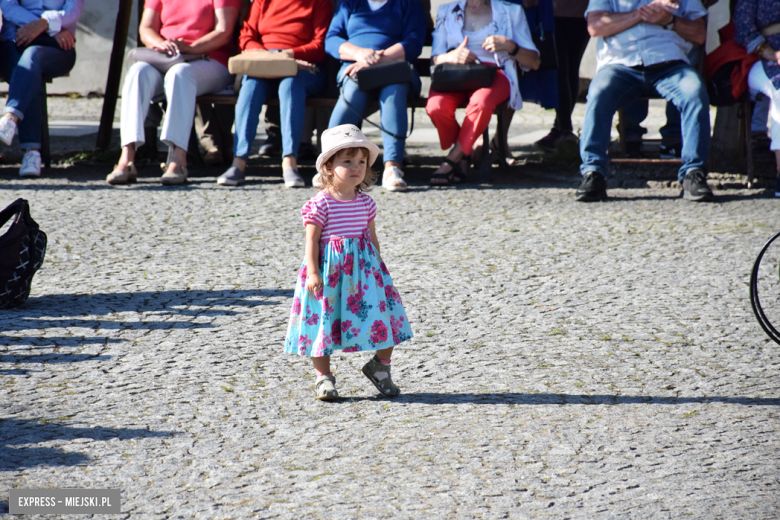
xmin=682 ymin=169 xmax=713 ymax=202
xmin=258 ymin=135 xmax=281 ymax=157
xmin=217 ymin=166 xmax=245 ymax=186
xmin=19 ymin=150 xmax=41 ymax=177
xmin=382 ymin=166 xmax=408 ymax=192
xmin=315 ymin=374 xmax=339 ymax=401
xmin=161 ymin=167 xmax=188 ymax=186
xmin=106 ymin=162 xmax=138 ymax=184
xmin=575 ymin=171 xmax=608 ymax=202
xmin=0 ymin=116 xmax=17 ymax=146
xmin=312 ymin=172 xmax=324 ymax=189
xmin=659 ymin=143 xmax=682 ymax=159
xmin=283 ymin=168 xmax=305 ymax=188
xmin=361 ymin=355 xmax=400 ymax=397
xmin=534 ymin=128 xmax=562 ymax=153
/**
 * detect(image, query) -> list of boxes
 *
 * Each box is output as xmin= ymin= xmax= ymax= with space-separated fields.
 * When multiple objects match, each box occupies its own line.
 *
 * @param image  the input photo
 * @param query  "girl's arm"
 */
xmin=368 ymin=221 xmax=380 ymax=257
xmin=305 ymin=223 xmax=324 ymax=294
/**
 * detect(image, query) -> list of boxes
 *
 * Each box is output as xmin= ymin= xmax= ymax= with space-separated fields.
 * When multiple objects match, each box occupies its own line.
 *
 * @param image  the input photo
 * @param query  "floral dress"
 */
xmin=284 ymin=192 xmax=413 ymax=357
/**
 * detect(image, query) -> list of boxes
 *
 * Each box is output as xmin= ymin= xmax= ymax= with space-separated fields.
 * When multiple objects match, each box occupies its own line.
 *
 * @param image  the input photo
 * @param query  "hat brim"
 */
xmin=316 ymin=140 xmax=381 ymax=173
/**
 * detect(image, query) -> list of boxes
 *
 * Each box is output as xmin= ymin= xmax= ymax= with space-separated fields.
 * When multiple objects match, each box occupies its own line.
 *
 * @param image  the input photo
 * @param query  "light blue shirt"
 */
xmin=585 ymin=0 xmax=707 ymax=70
xmin=0 ymin=0 xmax=84 ymax=42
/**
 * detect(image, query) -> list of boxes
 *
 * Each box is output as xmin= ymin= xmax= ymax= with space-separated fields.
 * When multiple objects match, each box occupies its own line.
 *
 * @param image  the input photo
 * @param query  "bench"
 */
xmin=195 ymin=53 xmax=510 ymax=183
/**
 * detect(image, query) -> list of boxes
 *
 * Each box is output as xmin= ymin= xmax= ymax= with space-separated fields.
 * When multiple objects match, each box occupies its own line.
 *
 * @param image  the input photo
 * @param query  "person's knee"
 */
xmin=165 ymin=64 xmax=196 ymax=91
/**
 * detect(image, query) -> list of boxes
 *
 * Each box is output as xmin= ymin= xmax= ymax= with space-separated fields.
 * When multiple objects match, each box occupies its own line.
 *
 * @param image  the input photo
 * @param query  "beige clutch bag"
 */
xmin=228 ymin=50 xmax=298 ymax=78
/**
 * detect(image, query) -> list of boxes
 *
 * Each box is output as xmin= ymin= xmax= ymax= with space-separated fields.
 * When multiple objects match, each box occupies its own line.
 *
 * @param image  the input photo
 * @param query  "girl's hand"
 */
xmin=306 ymin=273 xmax=323 ymax=294
xmin=15 ymin=19 xmax=48 ymax=48
xmin=54 ymin=29 xmax=76 ymax=51
xmin=482 ymin=35 xmax=516 ymax=54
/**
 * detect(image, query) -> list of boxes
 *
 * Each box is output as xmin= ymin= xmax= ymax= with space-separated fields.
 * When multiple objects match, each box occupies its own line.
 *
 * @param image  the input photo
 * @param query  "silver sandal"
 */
xmin=315 ymin=374 xmax=339 ymax=401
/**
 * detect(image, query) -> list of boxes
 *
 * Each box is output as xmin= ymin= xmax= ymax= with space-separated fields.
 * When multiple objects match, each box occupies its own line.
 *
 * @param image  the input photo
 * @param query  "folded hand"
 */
xmin=54 ymin=29 xmax=75 ymax=51
xmin=15 ymin=19 xmax=48 ymax=48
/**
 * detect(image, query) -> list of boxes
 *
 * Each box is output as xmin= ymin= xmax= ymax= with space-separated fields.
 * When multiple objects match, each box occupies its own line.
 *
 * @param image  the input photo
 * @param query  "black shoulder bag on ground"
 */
xmin=340 ymin=60 xmax=416 ymax=140
xmin=0 ymin=198 xmax=47 ymax=309
xmin=430 ymin=62 xmax=498 ymax=92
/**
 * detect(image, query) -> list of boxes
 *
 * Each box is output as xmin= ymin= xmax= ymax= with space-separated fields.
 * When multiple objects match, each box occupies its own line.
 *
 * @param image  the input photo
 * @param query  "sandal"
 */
xmin=430 ymin=158 xmax=468 ymax=186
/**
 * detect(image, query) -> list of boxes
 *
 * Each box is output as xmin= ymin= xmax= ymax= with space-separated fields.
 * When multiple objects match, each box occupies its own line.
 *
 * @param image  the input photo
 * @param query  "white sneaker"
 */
xmin=19 ymin=150 xmax=41 ymax=177
xmin=0 ymin=116 xmax=17 ymax=146
xmin=382 ymin=166 xmax=408 ymax=192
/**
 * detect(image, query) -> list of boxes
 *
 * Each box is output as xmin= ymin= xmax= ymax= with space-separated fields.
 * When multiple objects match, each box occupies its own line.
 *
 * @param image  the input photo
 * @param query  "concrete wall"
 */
xmin=3 ymin=0 xmax=731 ymax=94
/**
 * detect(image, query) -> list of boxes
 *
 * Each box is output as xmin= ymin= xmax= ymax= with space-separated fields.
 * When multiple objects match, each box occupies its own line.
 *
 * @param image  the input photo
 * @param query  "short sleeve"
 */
xmin=302 ymin=198 xmax=327 ymax=229
xmin=365 ymin=195 xmax=377 ymax=224
xmin=144 ymin=0 xmax=162 ymax=11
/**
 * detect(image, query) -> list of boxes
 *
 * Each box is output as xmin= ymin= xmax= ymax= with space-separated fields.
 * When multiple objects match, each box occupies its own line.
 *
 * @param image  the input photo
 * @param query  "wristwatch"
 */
xmin=664 ymin=16 xmax=676 ymax=31
xmin=509 ymin=42 xmax=520 ymax=56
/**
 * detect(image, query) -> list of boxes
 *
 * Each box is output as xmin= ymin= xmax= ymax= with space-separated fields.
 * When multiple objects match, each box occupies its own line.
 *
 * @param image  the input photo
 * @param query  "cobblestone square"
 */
xmin=1 ymin=102 xmax=779 ymax=518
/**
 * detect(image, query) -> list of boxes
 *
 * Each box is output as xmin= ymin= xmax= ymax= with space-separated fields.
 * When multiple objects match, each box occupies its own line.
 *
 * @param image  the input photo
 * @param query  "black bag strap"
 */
xmin=338 ymin=76 xmax=415 ymax=141
xmin=0 ymin=198 xmax=27 ymax=231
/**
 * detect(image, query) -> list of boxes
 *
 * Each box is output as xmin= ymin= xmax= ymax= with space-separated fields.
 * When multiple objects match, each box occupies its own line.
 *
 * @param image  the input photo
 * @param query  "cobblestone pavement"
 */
xmin=1 ymin=100 xmax=780 ymax=518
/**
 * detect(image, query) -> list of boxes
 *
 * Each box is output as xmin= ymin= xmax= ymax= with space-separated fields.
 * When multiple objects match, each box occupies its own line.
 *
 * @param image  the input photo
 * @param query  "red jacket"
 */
xmin=238 ymin=0 xmax=332 ymax=63
xmin=705 ymin=22 xmax=759 ymax=100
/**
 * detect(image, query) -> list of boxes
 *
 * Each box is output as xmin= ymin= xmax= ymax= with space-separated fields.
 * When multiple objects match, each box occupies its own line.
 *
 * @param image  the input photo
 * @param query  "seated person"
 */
xmin=322 ymin=0 xmax=427 ymax=192
xmin=0 ymin=0 xmax=84 ymax=177
xmin=108 ymin=0 xmax=240 ymax=186
xmin=578 ymin=0 xmax=713 ymax=202
xmin=217 ymin=0 xmax=331 ymax=188
xmin=735 ymin=0 xmax=780 ymax=197
xmin=426 ymin=0 xmax=540 ymax=185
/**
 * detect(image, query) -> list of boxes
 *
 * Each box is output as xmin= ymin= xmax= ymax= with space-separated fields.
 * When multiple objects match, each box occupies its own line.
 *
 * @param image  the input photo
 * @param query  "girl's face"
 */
xmin=327 ymin=149 xmax=367 ymax=191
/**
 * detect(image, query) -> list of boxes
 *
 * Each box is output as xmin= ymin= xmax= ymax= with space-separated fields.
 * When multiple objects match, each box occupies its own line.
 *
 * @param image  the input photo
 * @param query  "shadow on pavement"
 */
xmin=341 ymin=393 xmax=780 ymax=406
xmin=0 ymin=418 xmax=177 ymax=473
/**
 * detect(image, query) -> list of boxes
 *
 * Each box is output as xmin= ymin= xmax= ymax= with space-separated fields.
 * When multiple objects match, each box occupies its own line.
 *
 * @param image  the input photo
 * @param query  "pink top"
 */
xmin=144 ymin=0 xmax=241 ymax=67
xmin=302 ymin=192 xmax=377 ymax=241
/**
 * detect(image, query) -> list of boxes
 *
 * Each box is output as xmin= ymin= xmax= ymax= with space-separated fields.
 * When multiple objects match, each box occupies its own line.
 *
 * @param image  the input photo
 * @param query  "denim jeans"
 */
xmin=328 ymin=64 xmax=422 ymax=164
xmin=0 ymin=41 xmax=76 ymax=149
xmin=580 ymin=62 xmax=710 ymax=181
xmin=233 ymin=69 xmax=326 ymax=160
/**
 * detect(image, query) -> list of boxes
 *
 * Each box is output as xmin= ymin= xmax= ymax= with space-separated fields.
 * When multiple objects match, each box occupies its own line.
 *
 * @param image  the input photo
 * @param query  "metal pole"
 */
xmin=96 ymin=0 xmax=135 ymax=150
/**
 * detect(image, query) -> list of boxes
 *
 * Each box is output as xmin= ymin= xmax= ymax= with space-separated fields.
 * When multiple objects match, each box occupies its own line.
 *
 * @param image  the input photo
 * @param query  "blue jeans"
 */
xmin=233 ymin=69 xmax=325 ymax=160
xmin=328 ymin=64 xmax=422 ymax=164
xmin=0 ymin=41 xmax=76 ymax=149
xmin=580 ymin=62 xmax=710 ymax=181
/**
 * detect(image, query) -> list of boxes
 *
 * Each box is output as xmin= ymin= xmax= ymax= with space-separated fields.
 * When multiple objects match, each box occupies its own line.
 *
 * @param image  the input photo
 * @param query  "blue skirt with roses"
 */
xmin=284 ymin=229 xmax=413 ymax=357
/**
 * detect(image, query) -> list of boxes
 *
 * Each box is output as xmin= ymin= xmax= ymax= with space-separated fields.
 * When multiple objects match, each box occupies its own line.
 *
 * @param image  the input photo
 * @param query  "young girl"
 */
xmin=284 ymin=124 xmax=414 ymax=400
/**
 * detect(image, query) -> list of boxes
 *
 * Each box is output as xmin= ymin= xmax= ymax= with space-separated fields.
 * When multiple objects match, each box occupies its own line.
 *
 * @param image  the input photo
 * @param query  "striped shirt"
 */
xmin=302 ymin=192 xmax=376 ymax=241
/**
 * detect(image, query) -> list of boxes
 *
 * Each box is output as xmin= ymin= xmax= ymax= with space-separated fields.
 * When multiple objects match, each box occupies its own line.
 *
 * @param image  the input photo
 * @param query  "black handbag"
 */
xmin=0 ymin=199 xmax=47 ymax=309
xmin=430 ymin=63 xmax=497 ymax=93
xmin=355 ymin=60 xmax=414 ymax=92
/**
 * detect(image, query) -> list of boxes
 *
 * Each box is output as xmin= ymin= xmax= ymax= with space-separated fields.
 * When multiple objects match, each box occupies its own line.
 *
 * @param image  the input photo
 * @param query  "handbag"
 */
xmin=355 ymin=60 xmax=414 ymax=92
xmin=0 ymin=199 xmax=47 ymax=309
xmin=430 ymin=63 xmax=497 ymax=93
xmin=228 ymin=50 xmax=298 ymax=78
xmin=128 ymin=48 xmax=204 ymax=74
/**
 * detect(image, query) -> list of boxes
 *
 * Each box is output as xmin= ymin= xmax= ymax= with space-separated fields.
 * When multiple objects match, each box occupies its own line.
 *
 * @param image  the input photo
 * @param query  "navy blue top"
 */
xmin=325 ymin=0 xmax=427 ymax=62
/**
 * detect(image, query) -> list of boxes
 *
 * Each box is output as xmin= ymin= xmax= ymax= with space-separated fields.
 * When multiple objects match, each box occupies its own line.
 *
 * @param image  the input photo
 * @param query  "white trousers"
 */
xmin=120 ymin=59 xmax=232 ymax=151
xmin=748 ymin=60 xmax=780 ymax=150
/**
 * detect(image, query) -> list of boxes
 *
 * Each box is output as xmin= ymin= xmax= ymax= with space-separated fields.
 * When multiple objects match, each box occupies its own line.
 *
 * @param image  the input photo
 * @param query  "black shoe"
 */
xmin=659 ymin=143 xmax=682 ymax=159
xmin=258 ymin=136 xmax=281 ymax=157
xmin=576 ymin=171 xmax=608 ymax=202
xmin=682 ymin=169 xmax=713 ymax=202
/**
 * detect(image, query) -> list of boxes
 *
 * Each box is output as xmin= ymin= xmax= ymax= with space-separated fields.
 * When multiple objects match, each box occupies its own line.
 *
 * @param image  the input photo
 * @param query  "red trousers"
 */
xmin=425 ymin=70 xmax=511 ymax=154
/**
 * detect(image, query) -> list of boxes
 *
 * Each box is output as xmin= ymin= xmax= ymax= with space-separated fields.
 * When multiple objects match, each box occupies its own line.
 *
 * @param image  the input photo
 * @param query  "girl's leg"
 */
xmin=312 ymin=355 xmax=331 ymax=375
xmin=375 ymin=347 xmax=393 ymax=362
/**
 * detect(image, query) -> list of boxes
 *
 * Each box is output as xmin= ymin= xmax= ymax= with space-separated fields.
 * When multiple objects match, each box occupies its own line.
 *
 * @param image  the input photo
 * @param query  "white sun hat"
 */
xmin=315 ymin=124 xmax=381 ymax=173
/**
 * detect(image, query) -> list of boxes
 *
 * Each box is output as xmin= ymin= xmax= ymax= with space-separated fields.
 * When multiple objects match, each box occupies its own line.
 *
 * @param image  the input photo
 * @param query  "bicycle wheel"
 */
xmin=750 ymin=229 xmax=780 ymax=345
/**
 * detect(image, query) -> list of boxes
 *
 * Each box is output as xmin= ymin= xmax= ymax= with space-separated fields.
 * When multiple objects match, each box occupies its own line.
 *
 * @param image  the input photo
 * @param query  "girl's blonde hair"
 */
xmin=318 ymin=147 xmax=377 ymax=192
